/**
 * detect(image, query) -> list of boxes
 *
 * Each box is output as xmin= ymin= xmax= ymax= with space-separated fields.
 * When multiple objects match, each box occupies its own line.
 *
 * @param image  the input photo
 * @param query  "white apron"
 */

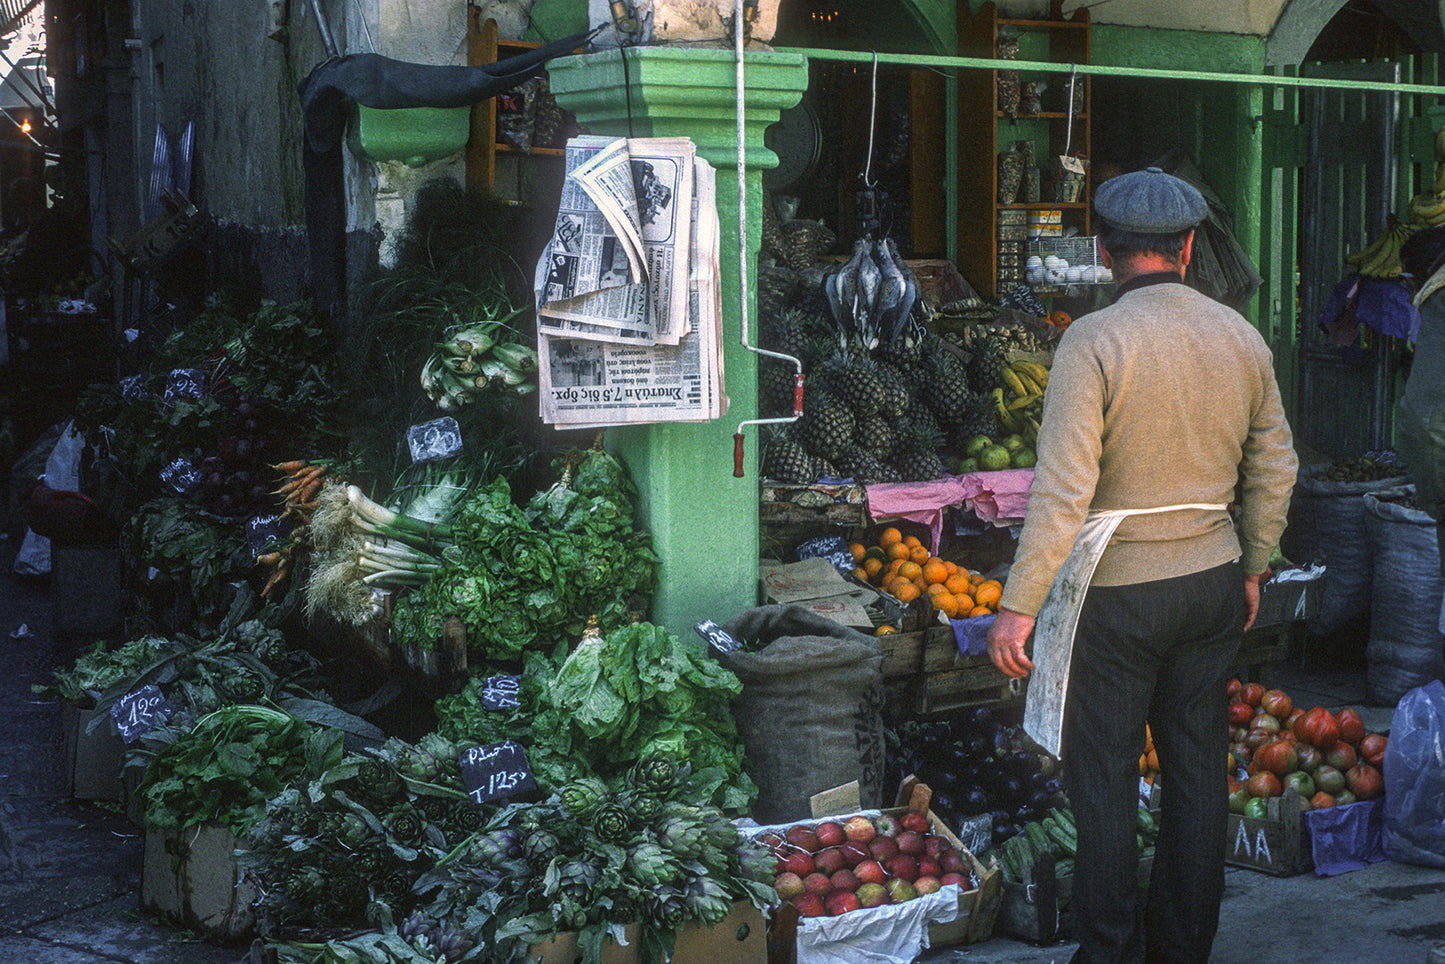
xmin=1022 ymin=503 xmax=1229 ymax=757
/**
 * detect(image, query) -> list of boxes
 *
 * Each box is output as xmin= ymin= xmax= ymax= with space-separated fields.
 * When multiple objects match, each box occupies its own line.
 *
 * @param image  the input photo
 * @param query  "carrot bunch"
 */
xmin=255 ymin=460 xmax=330 ymax=599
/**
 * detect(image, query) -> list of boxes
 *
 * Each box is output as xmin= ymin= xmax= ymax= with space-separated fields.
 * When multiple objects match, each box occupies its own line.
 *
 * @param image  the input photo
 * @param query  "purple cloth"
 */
xmin=1303 ymin=799 xmax=1386 ymax=876
xmin=950 ymin=612 xmax=996 ymax=656
xmin=1321 ymin=274 xmax=1419 ymax=345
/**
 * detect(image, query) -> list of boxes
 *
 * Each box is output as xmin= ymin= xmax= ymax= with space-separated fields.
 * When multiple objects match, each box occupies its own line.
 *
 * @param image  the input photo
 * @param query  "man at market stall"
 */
xmin=986 ymin=167 xmax=1298 ymax=964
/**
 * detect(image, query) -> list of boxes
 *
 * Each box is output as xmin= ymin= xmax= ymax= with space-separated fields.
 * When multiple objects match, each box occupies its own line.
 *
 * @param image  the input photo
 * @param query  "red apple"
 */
xmin=854 ymin=859 xmax=888 ymax=885
xmin=757 ymin=831 xmax=785 ymax=855
xmin=914 ymin=875 xmax=942 ymax=895
xmin=843 ymin=815 xmax=877 ymax=844
xmin=855 ymin=881 xmax=888 ymax=908
xmin=774 ymin=871 xmax=805 ymax=900
xmin=898 ymin=812 xmax=930 ymax=835
xmin=939 ymin=850 xmax=967 ymax=875
xmin=786 ymin=825 xmax=821 ymax=853
xmin=940 ymin=871 xmax=971 ymax=889
xmin=829 ymin=868 xmax=859 ymax=892
xmin=815 ymin=820 xmax=846 ymax=848
xmin=885 ymin=854 xmax=919 ymax=882
xmin=867 ymin=836 xmax=899 ymax=861
xmin=792 ymin=893 xmax=825 ymax=918
xmin=813 ymin=847 xmax=847 ymax=875
xmin=782 ymin=851 xmax=816 ymax=878
xmin=922 ymin=835 xmax=951 ymax=859
xmin=895 ymin=830 xmax=926 ymax=856
xmin=916 ymin=856 xmax=942 ymax=879
xmin=839 ymin=842 xmax=871 ymax=866
xmin=873 ymin=813 xmax=899 ymax=837
xmin=825 ymin=889 xmax=862 ymax=916
xmin=802 ymin=871 xmax=833 ymax=897
xmin=886 ymin=877 xmax=918 ymax=903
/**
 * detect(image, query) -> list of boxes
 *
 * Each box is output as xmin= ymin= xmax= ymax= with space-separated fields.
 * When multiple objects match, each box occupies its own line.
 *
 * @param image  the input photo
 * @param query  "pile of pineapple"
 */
xmin=757 ymin=266 xmax=1051 ymax=485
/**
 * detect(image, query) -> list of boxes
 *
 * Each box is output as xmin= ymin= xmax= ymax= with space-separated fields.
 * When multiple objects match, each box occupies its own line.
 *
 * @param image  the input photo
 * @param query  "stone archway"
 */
xmin=1266 ymin=0 xmax=1445 ymax=65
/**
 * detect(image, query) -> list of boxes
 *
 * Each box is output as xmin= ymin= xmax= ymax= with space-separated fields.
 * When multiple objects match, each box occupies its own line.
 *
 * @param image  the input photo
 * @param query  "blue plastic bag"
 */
xmin=950 ymin=612 xmax=996 ymax=657
xmin=1382 ymin=679 xmax=1445 ymax=868
xmin=1304 ymin=799 xmax=1385 ymax=876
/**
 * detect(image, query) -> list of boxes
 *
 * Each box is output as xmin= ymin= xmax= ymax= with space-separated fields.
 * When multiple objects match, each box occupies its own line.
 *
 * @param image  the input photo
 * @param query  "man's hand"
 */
xmin=1243 ymin=572 xmax=1264 ymax=632
xmin=988 ymin=608 xmax=1036 ymax=679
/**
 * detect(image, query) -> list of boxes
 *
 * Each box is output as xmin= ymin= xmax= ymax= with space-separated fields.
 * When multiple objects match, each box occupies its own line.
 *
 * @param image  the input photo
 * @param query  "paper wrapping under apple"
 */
xmin=865 ymin=470 xmax=1034 ymax=552
xmin=793 ymin=884 xmax=963 ymax=964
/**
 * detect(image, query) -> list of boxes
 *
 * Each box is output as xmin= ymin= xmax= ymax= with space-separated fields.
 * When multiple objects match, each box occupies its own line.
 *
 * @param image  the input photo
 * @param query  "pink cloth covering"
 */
xmin=865 ymin=470 xmax=1034 ymax=551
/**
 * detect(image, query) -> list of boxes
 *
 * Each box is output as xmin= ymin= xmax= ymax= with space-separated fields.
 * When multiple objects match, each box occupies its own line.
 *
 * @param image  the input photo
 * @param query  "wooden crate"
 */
xmin=881 ymin=625 xmax=1024 ymax=717
xmin=1226 ymin=790 xmax=1312 ymax=876
xmin=760 ymin=481 xmax=868 ymax=526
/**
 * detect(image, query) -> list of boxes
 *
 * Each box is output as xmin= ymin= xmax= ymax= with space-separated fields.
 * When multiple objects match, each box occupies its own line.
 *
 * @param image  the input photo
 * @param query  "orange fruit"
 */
xmin=922 ymin=560 xmax=949 ymax=585
xmin=851 ymin=567 xmax=869 ymax=582
xmin=925 ymin=582 xmax=949 ymax=598
xmin=878 ymin=527 xmax=904 ymax=548
xmin=875 ymin=625 xmax=898 ymax=636
xmin=887 ymin=542 xmax=912 ymax=562
xmin=909 ymin=544 xmax=930 ymax=565
xmin=849 ymin=542 xmax=867 ymax=563
xmin=894 ymin=582 xmax=921 ymax=603
xmin=944 ymin=573 xmax=972 ymax=595
xmin=898 ymin=560 xmax=923 ymax=582
xmin=902 ymin=534 xmax=923 ymax=549
xmin=862 ymin=557 xmax=884 ymax=580
xmin=884 ymin=557 xmax=905 ymax=576
xmin=969 ymin=604 xmax=993 ymax=618
xmin=944 ymin=560 xmax=959 ymax=575
xmin=932 ymin=592 xmax=959 ymax=618
xmin=974 ymin=580 xmax=1003 ymax=608
xmin=968 ymin=571 xmax=985 ymax=587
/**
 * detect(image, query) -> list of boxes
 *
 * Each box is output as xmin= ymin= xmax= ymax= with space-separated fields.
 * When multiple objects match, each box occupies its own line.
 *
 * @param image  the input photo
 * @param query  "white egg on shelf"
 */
xmin=1066 ymin=266 xmax=1083 ymax=282
xmin=1026 ymin=267 xmax=1045 ymax=284
xmin=1045 ymin=267 xmax=1067 ymax=285
xmin=1079 ymin=266 xmax=1096 ymax=282
xmin=1026 ymin=255 xmax=1044 ymax=270
xmin=1043 ymin=255 xmax=1063 ymax=271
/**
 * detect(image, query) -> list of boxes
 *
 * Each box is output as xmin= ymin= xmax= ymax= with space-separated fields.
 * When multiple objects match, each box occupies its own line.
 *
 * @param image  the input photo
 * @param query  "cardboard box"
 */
xmin=141 ymin=823 xmax=257 ymax=941
xmin=527 ymin=903 xmax=766 ymax=964
xmin=62 ymin=700 xmax=125 ymax=802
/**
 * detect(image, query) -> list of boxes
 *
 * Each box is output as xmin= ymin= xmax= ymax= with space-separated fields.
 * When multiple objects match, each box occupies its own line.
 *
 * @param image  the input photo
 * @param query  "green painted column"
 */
xmin=547 ymin=48 xmax=809 ymax=639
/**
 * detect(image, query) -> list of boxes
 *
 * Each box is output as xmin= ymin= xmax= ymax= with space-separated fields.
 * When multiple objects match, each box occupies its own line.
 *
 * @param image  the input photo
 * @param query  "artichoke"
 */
xmin=591 ymin=801 xmax=635 ymax=843
xmin=615 ymin=788 xmax=662 ymax=824
xmin=449 ymin=800 xmax=486 ymax=834
xmin=558 ymin=776 xmax=611 ymax=819
xmin=355 ymin=758 xmax=405 ymax=804
xmin=386 ymin=805 xmax=425 ymax=843
xmin=602 ymin=885 xmax=646 ymax=925
xmin=416 ymin=794 xmax=453 ymax=825
xmin=555 ymin=858 xmax=602 ymax=904
xmin=683 ymin=873 xmax=734 ymax=925
xmin=626 ymin=839 xmax=683 ymax=886
xmin=699 ymin=806 xmax=742 ymax=851
xmin=645 ymin=884 xmax=689 ymax=930
xmin=627 ymin=754 xmax=681 ymax=796
xmin=733 ymin=838 xmax=776 ymax=883
xmin=522 ymin=825 xmax=562 ymax=866
xmin=654 ymin=807 xmax=708 ymax=860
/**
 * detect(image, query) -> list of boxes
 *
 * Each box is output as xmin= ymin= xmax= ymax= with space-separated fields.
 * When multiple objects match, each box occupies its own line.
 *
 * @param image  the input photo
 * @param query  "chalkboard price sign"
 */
xmin=479 ymin=675 xmax=522 ymax=710
xmin=160 ymin=457 xmax=201 ymax=494
xmin=407 ymin=416 xmax=463 ymax=464
xmin=459 ymin=740 xmax=536 ymax=804
xmin=245 ymin=513 xmax=293 ymax=557
xmin=694 ymin=618 xmax=744 ymax=654
xmin=110 ymin=684 xmax=172 ymax=744
xmin=164 ymin=368 xmax=206 ymax=400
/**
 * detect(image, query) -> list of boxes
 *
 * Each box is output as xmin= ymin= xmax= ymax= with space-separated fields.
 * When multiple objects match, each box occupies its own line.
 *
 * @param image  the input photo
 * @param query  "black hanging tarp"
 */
xmin=298 ymin=28 xmax=601 ymax=322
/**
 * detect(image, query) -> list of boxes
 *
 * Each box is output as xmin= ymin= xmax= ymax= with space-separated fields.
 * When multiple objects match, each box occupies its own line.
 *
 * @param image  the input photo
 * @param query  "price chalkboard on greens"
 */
xmin=407 ymin=415 xmax=463 ymax=464
xmin=479 ymin=675 xmax=521 ymax=710
xmin=694 ymin=618 xmax=744 ymax=654
xmin=110 ymin=684 xmax=172 ymax=743
xmin=460 ymin=740 xmax=536 ymax=804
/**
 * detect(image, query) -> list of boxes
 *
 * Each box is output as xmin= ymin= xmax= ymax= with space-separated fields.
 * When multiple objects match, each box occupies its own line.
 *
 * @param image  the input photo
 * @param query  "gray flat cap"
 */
xmin=1093 ymin=166 xmax=1207 ymax=233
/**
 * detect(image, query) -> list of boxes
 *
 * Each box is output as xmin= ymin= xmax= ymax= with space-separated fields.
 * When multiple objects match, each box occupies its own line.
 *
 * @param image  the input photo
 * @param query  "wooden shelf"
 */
xmin=956 ymin=0 xmax=1091 ymax=300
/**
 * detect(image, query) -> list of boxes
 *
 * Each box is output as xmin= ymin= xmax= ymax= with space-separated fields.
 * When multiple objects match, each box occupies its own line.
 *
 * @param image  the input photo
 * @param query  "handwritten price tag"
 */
xmin=479 ymin=675 xmax=521 ymax=710
xmin=459 ymin=740 xmax=536 ymax=805
xmin=694 ymin=619 xmax=744 ymax=654
xmin=110 ymin=684 xmax=171 ymax=744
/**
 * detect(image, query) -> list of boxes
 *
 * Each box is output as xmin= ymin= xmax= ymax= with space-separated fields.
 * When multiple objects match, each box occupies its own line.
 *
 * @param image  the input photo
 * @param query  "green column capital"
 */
xmin=546 ymin=46 xmax=810 ymax=169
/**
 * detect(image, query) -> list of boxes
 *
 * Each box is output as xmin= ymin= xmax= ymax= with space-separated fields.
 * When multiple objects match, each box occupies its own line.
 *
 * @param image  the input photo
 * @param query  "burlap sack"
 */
xmin=716 ymin=605 xmax=886 ymax=824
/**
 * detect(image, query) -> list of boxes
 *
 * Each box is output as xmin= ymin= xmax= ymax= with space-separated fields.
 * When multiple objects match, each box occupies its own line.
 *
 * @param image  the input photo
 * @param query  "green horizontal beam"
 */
xmin=775 ymin=46 xmax=1445 ymax=96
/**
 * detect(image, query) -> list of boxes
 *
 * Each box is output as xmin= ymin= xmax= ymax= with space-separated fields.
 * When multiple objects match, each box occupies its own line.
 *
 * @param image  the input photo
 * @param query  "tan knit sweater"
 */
xmin=999 ymin=278 xmax=1299 ymax=617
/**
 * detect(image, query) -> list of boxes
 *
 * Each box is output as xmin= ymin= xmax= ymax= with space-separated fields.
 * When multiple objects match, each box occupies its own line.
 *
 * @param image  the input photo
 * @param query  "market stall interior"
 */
xmin=4 ymin=0 xmax=1445 ymax=962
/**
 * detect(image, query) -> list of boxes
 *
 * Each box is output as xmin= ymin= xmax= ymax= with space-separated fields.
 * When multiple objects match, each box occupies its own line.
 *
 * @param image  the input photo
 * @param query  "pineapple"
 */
xmin=835 ymin=448 xmax=901 ymax=484
xmin=966 ymin=333 xmax=1009 ymax=395
xmin=811 ymin=350 xmax=886 ymax=420
xmin=890 ymin=410 xmax=948 ymax=482
xmin=852 ymin=413 xmax=894 ymax=461
xmin=758 ymin=357 xmax=800 ymax=418
xmin=956 ymin=391 xmax=1003 ymax=443
xmin=920 ymin=345 xmax=974 ymax=431
xmin=799 ymin=389 xmax=855 ymax=463
xmin=873 ymin=361 xmax=914 ymax=419
xmin=761 ymin=429 xmax=818 ymax=483
xmin=892 ymin=447 xmax=949 ymax=482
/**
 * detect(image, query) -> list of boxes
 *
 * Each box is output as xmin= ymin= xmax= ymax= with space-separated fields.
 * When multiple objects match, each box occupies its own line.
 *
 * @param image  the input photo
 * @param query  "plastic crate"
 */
xmin=1026 ymin=236 xmax=1113 ymax=289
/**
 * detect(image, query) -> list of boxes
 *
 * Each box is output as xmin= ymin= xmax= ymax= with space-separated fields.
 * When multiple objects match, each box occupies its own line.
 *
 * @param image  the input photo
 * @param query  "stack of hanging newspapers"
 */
xmin=533 ymin=136 xmax=725 ymax=427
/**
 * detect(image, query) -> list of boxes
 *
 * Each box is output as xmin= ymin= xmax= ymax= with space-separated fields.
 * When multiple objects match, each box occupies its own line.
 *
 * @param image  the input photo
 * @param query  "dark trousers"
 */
xmin=1062 ymin=561 xmax=1245 ymax=964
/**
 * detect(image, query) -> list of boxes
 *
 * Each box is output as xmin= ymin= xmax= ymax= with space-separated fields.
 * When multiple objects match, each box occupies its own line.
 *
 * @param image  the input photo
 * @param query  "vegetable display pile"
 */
xmin=435 ymin=620 xmax=756 ymax=814
xmin=1226 ymin=680 xmax=1388 ymax=816
xmin=758 ymin=811 xmax=979 ymax=917
xmin=993 ymin=802 xmax=1159 ymax=884
xmin=886 ymin=707 xmax=1065 ymax=847
xmin=137 ymin=703 xmax=345 ymax=837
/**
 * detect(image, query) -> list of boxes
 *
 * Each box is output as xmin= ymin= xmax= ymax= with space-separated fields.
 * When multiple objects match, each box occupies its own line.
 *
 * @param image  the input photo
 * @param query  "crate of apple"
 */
xmin=760 ymin=812 xmax=981 ymax=918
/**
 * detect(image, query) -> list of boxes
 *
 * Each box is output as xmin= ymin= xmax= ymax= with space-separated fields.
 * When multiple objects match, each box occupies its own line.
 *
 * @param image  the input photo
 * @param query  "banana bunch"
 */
xmin=421 ymin=325 xmax=539 ymax=410
xmin=993 ymin=360 xmax=1049 ymax=445
xmin=1407 ymin=141 xmax=1445 ymax=228
xmin=1345 ymin=218 xmax=1419 ymax=280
